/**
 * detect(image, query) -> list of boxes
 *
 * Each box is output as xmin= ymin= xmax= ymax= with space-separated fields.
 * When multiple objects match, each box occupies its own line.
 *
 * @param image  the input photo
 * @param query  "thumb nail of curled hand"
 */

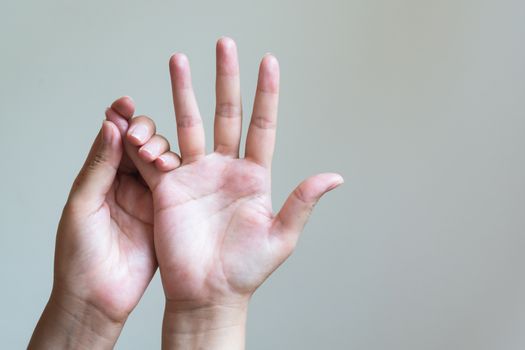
xmin=101 ymin=120 xmax=113 ymax=145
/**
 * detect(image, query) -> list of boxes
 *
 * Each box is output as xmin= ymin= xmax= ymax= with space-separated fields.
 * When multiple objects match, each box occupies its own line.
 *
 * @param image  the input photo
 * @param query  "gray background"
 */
xmin=1 ymin=0 xmax=524 ymax=349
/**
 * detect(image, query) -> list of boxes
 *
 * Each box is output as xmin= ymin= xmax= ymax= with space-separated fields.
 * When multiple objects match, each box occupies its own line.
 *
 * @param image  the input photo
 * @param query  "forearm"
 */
xmin=29 ymin=289 xmax=125 ymax=350
xmin=162 ymin=300 xmax=248 ymax=350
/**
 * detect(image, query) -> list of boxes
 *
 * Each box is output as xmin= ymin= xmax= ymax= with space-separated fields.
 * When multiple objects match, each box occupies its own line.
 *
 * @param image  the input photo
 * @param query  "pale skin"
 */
xmin=29 ymin=99 xmax=180 ymax=349
xmin=29 ymin=37 xmax=343 ymax=349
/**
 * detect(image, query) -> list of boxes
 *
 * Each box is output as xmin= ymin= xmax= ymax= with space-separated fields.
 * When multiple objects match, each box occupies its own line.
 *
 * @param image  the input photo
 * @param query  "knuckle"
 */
xmin=251 ymin=114 xmax=276 ymax=130
xmin=215 ymin=102 xmax=242 ymax=119
xmin=176 ymin=115 xmax=202 ymax=128
xmin=293 ymin=186 xmax=309 ymax=204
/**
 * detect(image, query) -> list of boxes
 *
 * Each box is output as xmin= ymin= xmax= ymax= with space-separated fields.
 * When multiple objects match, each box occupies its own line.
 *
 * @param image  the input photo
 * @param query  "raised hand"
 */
xmin=124 ymin=38 xmax=343 ymax=349
xmin=30 ymin=97 xmax=179 ymax=349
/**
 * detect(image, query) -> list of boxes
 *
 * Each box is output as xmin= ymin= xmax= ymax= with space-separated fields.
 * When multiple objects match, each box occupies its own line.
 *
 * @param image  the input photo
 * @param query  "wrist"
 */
xmin=162 ymin=299 xmax=249 ymax=350
xmin=29 ymin=288 xmax=125 ymax=349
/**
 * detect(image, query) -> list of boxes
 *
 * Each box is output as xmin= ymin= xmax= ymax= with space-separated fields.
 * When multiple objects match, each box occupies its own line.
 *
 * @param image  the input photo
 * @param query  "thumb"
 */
xmin=68 ymin=121 xmax=123 ymax=209
xmin=273 ymin=173 xmax=344 ymax=245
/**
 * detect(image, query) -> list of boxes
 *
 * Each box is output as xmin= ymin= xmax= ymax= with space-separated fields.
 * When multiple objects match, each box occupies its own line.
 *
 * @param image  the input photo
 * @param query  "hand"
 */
xmin=29 ymin=97 xmax=180 ymax=349
xmin=125 ymin=38 xmax=343 ymax=349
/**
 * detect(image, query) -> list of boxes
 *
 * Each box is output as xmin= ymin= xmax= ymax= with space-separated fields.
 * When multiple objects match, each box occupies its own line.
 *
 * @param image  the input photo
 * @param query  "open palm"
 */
xmin=151 ymin=154 xmax=277 ymax=304
xmin=124 ymin=38 xmax=343 ymax=310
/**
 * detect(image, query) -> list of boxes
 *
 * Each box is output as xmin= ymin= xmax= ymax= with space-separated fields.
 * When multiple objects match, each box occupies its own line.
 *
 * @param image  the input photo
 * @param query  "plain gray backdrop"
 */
xmin=1 ymin=0 xmax=524 ymax=349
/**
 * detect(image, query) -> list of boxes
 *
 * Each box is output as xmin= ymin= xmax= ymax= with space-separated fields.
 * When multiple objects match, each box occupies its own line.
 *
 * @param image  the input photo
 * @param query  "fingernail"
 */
xmin=327 ymin=175 xmax=345 ymax=191
xmin=157 ymin=155 xmax=166 ymax=164
xmin=102 ymin=121 xmax=112 ymax=144
xmin=129 ymin=125 xmax=148 ymax=142
xmin=139 ymin=145 xmax=154 ymax=160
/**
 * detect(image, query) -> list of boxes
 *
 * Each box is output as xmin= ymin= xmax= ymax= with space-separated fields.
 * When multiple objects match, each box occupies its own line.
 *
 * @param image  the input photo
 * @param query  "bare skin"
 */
xmin=124 ymin=37 xmax=344 ymax=349
xmin=29 ymin=98 xmax=179 ymax=349
xmin=29 ymin=37 xmax=342 ymax=350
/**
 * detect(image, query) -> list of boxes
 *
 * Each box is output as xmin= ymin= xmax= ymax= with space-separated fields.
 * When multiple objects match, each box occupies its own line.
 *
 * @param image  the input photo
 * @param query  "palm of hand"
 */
xmin=123 ymin=38 xmax=342 ymax=309
xmin=88 ymin=173 xmax=155 ymax=314
xmin=153 ymin=154 xmax=285 ymax=304
xmin=56 ymin=112 xmax=158 ymax=322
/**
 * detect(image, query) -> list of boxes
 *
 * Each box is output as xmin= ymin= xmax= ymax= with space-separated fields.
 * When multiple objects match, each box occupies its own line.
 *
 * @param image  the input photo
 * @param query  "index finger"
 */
xmin=169 ymin=53 xmax=206 ymax=164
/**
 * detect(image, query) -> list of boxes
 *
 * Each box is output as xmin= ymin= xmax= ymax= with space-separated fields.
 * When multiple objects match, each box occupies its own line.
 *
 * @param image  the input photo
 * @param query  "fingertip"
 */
xmin=105 ymin=107 xmax=129 ymax=136
xmin=217 ymin=36 xmax=237 ymax=52
xmin=328 ymin=173 xmax=345 ymax=188
xmin=291 ymin=173 xmax=344 ymax=204
xmin=126 ymin=128 xmax=144 ymax=146
xmin=138 ymin=146 xmax=155 ymax=162
xmin=127 ymin=116 xmax=155 ymax=146
xmin=258 ymin=54 xmax=279 ymax=93
xmin=261 ymin=54 xmax=279 ymax=72
xmin=315 ymin=173 xmax=345 ymax=196
xmin=216 ymin=37 xmax=239 ymax=76
xmin=121 ymin=95 xmax=134 ymax=103
xmin=154 ymin=157 xmax=169 ymax=171
xmin=155 ymin=152 xmax=180 ymax=171
xmin=110 ymin=96 xmax=135 ymax=119
xmin=169 ymin=53 xmax=189 ymax=72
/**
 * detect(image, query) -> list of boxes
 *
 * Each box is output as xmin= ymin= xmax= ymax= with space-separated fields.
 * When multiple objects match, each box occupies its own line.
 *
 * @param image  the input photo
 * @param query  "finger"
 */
xmin=111 ymin=96 xmax=135 ymax=119
xmin=123 ymin=137 xmax=162 ymax=190
xmin=245 ymin=54 xmax=280 ymax=168
xmin=273 ymin=173 xmax=344 ymax=246
xmin=138 ymin=134 xmax=170 ymax=162
xmin=155 ymin=151 xmax=182 ymax=171
xmin=105 ymin=98 xmax=137 ymax=174
xmin=169 ymin=53 xmax=206 ymax=163
xmin=69 ymin=121 xmax=123 ymax=209
xmin=127 ymin=115 xmax=156 ymax=146
xmin=214 ymin=37 xmax=242 ymax=156
xmin=106 ymin=96 xmax=135 ymax=135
